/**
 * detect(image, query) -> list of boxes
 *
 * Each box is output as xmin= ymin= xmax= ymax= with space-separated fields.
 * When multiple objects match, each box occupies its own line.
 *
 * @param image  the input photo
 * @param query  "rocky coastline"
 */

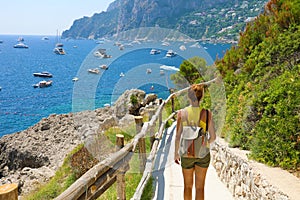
xmin=0 ymin=89 xmax=159 ymax=197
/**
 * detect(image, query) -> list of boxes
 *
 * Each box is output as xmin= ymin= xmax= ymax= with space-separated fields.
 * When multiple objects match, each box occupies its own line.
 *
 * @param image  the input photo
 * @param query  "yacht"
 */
xmin=146 ymin=68 xmax=152 ymax=74
xmin=33 ymin=80 xmax=52 ymax=88
xmin=94 ymin=49 xmax=112 ymax=58
xmin=42 ymin=36 xmax=49 ymax=40
xmin=13 ymin=42 xmax=28 ymax=48
xmin=72 ymin=77 xmax=79 ymax=82
xmin=166 ymin=50 xmax=176 ymax=57
xmin=150 ymin=49 xmax=161 ymax=55
xmin=88 ymin=68 xmax=100 ymax=74
xmin=33 ymin=72 xmax=53 ymax=78
xmin=53 ymin=47 xmax=65 ymax=55
xmin=100 ymin=65 xmax=108 ymax=70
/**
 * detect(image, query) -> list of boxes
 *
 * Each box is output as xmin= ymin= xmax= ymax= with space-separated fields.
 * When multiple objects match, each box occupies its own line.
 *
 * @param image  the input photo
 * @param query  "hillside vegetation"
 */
xmin=215 ymin=0 xmax=300 ymax=170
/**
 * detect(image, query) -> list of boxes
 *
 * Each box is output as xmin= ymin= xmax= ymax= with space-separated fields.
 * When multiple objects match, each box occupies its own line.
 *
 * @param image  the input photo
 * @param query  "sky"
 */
xmin=0 ymin=0 xmax=115 ymax=36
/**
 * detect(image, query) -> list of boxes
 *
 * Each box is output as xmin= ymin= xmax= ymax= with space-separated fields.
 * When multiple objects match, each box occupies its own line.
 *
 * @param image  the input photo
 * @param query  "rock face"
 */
xmin=62 ymin=0 xmax=232 ymax=39
xmin=0 ymin=89 xmax=158 ymax=196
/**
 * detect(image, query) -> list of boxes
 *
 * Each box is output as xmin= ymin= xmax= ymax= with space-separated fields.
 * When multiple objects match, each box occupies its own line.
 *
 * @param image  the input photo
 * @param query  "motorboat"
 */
xmin=160 ymin=70 xmax=165 ymax=76
xmin=166 ymin=50 xmax=176 ymax=57
xmin=88 ymin=68 xmax=100 ymax=74
xmin=33 ymin=72 xmax=53 ymax=78
xmin=93 ymin=49 xmax=112 ymax=58
xmin=72 ymin=77 xmax=79 ymax=82
xmin=150 ymin=49 xmax=161 ymax=55
xmin=53 ymin=47 xmax=65 ymax=55
xmin=162 ymin=41 xmax=170 ymax=46
xmin=100 ymin=65 xmax=108 ymax=70
xmin=0 ymin=86 xmax=2 ymax=91
xmin=13 ymin=42 xmax=28 ymax=48
xmin=146 ymin=68 xmax=152 ymax=74
xmin=42 ymin=36 xmax=49 ymax=40
xmin=33 ymin=80 xmax=52 ymax=88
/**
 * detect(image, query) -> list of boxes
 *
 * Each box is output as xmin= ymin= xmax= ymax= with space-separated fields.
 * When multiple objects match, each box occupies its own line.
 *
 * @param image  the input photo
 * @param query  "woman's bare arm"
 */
xmin=208 ymin=111 xmax=216 ymax=143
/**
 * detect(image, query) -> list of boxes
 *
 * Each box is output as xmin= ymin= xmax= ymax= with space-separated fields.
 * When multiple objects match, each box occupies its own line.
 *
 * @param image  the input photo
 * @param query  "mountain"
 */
xmin=62 ymin=0 xmax=267 ymax=41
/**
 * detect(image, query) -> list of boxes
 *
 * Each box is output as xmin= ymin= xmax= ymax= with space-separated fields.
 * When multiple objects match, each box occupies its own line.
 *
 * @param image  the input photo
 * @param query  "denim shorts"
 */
xmin=181 ymin=153 xmax=211 ymax=169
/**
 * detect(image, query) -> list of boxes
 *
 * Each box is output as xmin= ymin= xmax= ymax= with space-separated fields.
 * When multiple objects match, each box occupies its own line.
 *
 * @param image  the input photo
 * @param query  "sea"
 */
xmin=0 ymin=35 xmax=232 ymax=137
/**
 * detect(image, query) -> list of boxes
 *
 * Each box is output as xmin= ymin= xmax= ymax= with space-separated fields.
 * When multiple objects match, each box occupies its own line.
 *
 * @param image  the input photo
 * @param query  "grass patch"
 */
xmin=23 ymin=144 xmax=84 ymax=200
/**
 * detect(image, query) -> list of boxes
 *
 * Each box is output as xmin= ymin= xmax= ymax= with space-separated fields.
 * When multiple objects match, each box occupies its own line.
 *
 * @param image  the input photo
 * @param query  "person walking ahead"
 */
xmin=174 ymin=84 xmax=216 ymax=200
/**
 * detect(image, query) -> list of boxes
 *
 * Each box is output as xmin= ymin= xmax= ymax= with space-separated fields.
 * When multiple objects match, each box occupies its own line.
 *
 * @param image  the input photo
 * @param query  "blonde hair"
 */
xmin=188 ymin=84 xmax=204 ymax=102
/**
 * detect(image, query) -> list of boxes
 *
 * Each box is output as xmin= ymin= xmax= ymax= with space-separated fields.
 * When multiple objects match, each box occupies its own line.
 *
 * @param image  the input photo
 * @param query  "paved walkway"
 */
xmin=152 ymin=123 xmax=233 ymax=200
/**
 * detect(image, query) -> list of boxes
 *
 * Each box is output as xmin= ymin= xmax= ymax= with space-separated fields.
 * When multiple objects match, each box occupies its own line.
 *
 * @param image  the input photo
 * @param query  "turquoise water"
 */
xmin=0 ymin=35 xmax=231 ymax=137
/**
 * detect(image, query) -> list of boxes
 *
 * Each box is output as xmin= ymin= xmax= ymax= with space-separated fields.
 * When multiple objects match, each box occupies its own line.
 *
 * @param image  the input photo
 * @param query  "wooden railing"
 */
xmin=55 ymin=79 xmax=217 ymax=200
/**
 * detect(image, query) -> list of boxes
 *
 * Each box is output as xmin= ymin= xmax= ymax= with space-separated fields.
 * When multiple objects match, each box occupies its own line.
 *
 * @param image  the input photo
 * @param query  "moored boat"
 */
xmin=53 ymin=47 xmax=65 ymax=55
xmin=33 ymin=80 xmax=52 ymax=88
xmin=88 ymin=68 xmax=100 ymax=74
xmin=100 ymin=65 xmax=108 ymax=70
xmin=33 ymin=72 xmax=53 ymax=78
xmin=72 ymin=77 xmax=79 ymax=82
xmin=13 ymin=42 xmax=29 ymax=48
xmin=150 ymin=49 xmax=160 ymax=55
xmin=166 ymin=50 xmax=176 ymax=57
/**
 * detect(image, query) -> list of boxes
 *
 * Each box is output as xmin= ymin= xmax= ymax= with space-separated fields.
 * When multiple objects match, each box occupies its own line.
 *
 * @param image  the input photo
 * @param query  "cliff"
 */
xmin=62 ymin=0 xmax=267 ymax=41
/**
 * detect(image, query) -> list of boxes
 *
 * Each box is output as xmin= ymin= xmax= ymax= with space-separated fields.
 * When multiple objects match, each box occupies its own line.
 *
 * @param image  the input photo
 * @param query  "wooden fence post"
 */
xmin=116 ymin=134 xmax=126 ymax=200
xmin=134 ymin=116 xmax=146 ymax=173
xmin=0 ymin=183 xmax=18 ymax=200
xmin=159 ymin=98 xmax=163 ymax=127
xmin=148 ymin=108 xmax=156 ymax=149
xmin=169 ymin=88 xmax=175 ymax=114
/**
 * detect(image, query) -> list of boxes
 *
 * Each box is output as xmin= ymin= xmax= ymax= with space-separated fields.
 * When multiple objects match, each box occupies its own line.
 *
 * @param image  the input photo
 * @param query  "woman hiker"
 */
xmin=174 ymin=84 xmax=216 ymax=200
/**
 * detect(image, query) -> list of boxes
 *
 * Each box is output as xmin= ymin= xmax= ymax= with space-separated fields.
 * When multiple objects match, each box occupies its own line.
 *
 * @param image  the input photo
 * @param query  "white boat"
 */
xmin=120 ymin=72 xmax=125 ymax=77
xmin=54 ymin=30 xmax=65 ymax=54
xmin=33 ymin=80 xmax=52 ymax=88
xmin=72 ymin=77 xmax=79 ymax=82
xmin=166 ymin=50 xmax=176 ymax=57
xmin=33 ymin=71 xmax=53 ymax=78
xmin=160 ymin=70 xmax=165 ymax=75
xmin=162 ymin=41 xmax=170 ymax=46
xmin=88 ymin=68 xmax=100 ymax=74
xmin=0 ymin=86 xmax=2 ymax=91
xmin=94 ymin=49 xmax=112 ymax=58
xmin=13 ymin=42 xmax=28 ymax=48
xmin=146 ymin=68 xmax=152 ymax=74
xmin=42 ymin=36 xmax=49 ymax=40
xmin=150 ymin=49 xmax=161 ymax=55
xmin=53 ymin=47 xmax=65 ymax=55
xmin=100 ymin=65 xmax=108 ymax=70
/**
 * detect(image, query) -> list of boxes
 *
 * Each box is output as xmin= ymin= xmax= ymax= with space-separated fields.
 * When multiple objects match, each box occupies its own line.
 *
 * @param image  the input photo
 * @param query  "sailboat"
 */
xmin=53 ymin=30 xmax=65 ymax=55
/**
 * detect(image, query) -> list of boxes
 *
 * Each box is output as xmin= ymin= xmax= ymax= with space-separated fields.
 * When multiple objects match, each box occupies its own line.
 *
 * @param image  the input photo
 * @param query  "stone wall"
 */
xmin=211 ymin=140 xmax=289 ymax=200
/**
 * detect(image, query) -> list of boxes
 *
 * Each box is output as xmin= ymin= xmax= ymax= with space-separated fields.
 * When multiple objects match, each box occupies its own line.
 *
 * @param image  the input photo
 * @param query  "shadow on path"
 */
xmin=152 ymin=125 xmax=176 ymax=199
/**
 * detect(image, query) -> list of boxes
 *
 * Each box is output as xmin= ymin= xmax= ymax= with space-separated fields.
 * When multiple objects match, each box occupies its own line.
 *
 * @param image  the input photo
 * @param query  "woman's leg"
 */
xmin=194 ymin=165 xmax=208 ymax=200
xmin=182 ymin=168 xmax=194 ymax=200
